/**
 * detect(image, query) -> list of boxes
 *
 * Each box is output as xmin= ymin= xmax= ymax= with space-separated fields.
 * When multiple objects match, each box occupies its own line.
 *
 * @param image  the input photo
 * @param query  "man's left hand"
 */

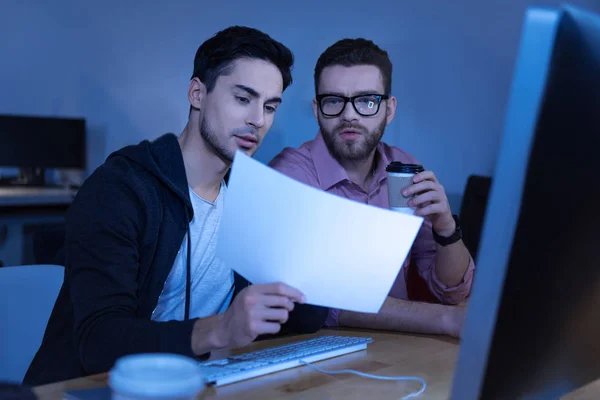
xmin=403 ymin=170 xmax=455 ymax=236
xmin=441 ymin=304 xmax=467 ymax=339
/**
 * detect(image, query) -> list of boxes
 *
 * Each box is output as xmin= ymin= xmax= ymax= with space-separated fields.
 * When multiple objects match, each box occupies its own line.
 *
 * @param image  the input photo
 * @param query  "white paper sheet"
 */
xmin=216 ymin=151 xmax=424 ymax=313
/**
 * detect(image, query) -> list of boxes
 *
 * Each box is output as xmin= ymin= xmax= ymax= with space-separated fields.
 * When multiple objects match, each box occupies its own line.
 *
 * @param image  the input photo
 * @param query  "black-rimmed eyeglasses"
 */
xmin=316 ymin=94 xmax=389 ymax=117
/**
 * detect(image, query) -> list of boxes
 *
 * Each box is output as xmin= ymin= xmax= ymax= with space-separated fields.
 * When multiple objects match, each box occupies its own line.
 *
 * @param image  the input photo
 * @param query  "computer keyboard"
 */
xmin=198 ymin=335 xmax=373 ymax=386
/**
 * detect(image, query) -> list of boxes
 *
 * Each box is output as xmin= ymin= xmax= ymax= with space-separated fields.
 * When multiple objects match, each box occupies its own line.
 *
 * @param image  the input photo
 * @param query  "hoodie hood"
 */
xmin=106 ymin=133 xmax=193 ymax=219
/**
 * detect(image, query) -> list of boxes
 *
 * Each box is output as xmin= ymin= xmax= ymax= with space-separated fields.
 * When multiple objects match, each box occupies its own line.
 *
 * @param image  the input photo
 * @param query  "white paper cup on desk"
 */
xmin=109 ymin=353 xmax=205 ymax=400
xmin=386 ymin=161 xmax=424 ymax=215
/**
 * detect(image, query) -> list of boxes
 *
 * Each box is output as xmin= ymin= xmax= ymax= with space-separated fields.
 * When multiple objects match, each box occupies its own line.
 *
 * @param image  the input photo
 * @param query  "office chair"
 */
xmin=0 ymin=264 xmax=64 ymax=383
xmin=459 ymin=175 xmax=492 ymax=261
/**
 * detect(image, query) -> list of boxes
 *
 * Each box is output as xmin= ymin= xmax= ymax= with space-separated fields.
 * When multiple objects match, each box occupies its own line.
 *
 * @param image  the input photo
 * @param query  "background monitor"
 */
xmin=451 ymin=5 xmax=600 ymax=399
xmin=0 ymin=114 xmax=86 ymax=185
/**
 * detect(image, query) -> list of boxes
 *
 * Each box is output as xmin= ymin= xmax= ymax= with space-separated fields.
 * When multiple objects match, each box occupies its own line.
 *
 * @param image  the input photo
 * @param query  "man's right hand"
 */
xmin=192 ymin=282 xmax=306 ymax=353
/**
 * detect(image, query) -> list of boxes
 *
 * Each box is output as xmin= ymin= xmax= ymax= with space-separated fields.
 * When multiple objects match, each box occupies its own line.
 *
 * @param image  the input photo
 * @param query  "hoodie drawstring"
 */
xmin=184 ymin=209 xmax=192 ymax=320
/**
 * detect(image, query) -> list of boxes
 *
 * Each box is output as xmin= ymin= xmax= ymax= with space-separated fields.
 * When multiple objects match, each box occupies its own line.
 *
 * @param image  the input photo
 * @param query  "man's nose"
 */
xmin=247 ymin=105 xmax=265 ymax=129
xmin=340 ymin=100 xmax=359 ymax=122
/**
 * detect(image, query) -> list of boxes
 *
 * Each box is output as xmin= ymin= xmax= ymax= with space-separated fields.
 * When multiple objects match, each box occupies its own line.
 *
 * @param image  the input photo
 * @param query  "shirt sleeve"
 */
xmin=411 ymin=217 xmax=475 ymax=304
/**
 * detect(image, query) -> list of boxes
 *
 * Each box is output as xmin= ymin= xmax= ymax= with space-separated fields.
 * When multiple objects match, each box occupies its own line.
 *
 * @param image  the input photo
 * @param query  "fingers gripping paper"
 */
xmin=216 ymin=151 xmax=423 ymax=313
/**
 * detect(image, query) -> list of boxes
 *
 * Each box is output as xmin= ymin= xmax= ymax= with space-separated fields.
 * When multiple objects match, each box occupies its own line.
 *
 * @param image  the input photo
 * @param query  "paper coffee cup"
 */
xmin=109 ymin=353 xmax=205 ymax=400
xmin=386 ymin=162 xmax=424 ymax=215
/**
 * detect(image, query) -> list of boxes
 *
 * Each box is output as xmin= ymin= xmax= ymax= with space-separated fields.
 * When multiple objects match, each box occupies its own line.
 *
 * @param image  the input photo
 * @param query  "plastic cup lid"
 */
xmin=109 ymin=353 xmax=205 ymax=398
xmin=385 ymin=162 xmax=424 ymax=174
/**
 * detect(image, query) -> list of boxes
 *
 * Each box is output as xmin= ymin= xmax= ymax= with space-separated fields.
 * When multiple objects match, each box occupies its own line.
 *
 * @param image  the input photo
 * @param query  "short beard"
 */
xmin=320 ymin=117 xmax=387 ymax=162
xmin=199 ymin=114 xmax=234 ymax=163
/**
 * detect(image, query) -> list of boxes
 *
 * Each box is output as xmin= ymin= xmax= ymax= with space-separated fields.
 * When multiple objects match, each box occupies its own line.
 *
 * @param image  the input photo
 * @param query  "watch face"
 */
xmin=453 ymin=215 xmax=462 ymax=232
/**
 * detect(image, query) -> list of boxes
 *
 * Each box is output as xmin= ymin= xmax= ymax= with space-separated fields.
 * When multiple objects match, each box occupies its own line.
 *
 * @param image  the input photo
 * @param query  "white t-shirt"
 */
xmin=152 ymin=182 xmax=233 ymax=321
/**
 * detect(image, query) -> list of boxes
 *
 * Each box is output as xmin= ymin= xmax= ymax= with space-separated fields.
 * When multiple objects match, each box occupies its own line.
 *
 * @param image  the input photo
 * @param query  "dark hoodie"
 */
xmin=23 ymin=133 xmax=328 ymax=386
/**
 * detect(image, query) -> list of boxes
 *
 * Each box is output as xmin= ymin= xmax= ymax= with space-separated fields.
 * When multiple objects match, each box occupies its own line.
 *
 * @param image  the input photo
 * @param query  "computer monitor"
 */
xmin=451 ymin=5 xmax=600 ymax=399
xmin=0 ymin=114 xmax=86 ymax=186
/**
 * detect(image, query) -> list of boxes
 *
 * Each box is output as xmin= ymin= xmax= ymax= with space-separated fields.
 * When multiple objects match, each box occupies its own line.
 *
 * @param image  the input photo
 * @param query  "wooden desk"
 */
xmin=0 ymin=187 xmax=76 ymax=208
xmin=34 ymin=329 xmax=459 ymax=400
xmin=32 ymin=328 xmax=600 ymax=400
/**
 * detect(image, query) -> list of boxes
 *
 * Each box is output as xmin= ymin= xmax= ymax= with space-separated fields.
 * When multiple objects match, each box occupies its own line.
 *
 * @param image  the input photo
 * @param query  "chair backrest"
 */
xmin=459 ymin=175 xmax=493 ymax=262
xmin=0 ymin=264 xmax=64 ymax=384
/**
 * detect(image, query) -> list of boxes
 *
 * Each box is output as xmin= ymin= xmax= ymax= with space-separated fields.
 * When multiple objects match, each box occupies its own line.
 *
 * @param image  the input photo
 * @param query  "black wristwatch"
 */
xmin=432 ymin=214 xmax=463 ymax=246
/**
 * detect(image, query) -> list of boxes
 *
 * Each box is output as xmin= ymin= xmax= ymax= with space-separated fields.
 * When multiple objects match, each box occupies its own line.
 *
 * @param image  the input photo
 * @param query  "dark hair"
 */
xmin=192 ymin=26 xmax=294 ymax=93
xmin=314 ymin=38 xmax=392 ymax=95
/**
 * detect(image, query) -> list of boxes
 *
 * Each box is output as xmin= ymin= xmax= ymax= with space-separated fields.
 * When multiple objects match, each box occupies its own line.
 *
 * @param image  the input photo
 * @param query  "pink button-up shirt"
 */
xmin=268 ymin=131 xmax=475 ymax=326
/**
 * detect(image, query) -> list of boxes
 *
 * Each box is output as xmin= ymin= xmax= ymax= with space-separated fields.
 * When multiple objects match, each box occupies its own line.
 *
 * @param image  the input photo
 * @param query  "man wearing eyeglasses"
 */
xmin=268 ymin=38 xmax=475 ymax=338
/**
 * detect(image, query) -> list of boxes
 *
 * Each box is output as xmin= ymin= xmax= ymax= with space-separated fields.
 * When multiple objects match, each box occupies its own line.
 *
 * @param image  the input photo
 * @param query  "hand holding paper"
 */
xmin=216 ymin=151 xmax=423 ymax=314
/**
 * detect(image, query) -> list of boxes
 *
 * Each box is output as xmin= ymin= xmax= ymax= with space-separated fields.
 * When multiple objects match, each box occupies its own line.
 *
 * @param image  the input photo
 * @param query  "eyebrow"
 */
xmin=234 ymin=84 xmax=282 ymax=104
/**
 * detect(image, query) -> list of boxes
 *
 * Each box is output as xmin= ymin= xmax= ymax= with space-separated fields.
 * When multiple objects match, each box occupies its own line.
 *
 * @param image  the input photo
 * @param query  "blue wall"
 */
xmin=1 ymin=0 xmax=598 ymax=210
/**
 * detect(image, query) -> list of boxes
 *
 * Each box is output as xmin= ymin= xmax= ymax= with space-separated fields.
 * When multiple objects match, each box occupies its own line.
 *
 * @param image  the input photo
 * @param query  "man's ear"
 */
xmin=188 ymin=77 xmax=206 ymax=111
xmin=385 ymin=95 xmax=397 ymax=126
xmin=312 ymin=99 xmax=318 ymax=121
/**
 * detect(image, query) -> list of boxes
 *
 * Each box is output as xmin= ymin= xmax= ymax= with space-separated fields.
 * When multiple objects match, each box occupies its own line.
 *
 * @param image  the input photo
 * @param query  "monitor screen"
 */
xmin=451 ymin=5 xmax=600 ymax=399
xmin=0 ymin=114 xmax=86 ymax=169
